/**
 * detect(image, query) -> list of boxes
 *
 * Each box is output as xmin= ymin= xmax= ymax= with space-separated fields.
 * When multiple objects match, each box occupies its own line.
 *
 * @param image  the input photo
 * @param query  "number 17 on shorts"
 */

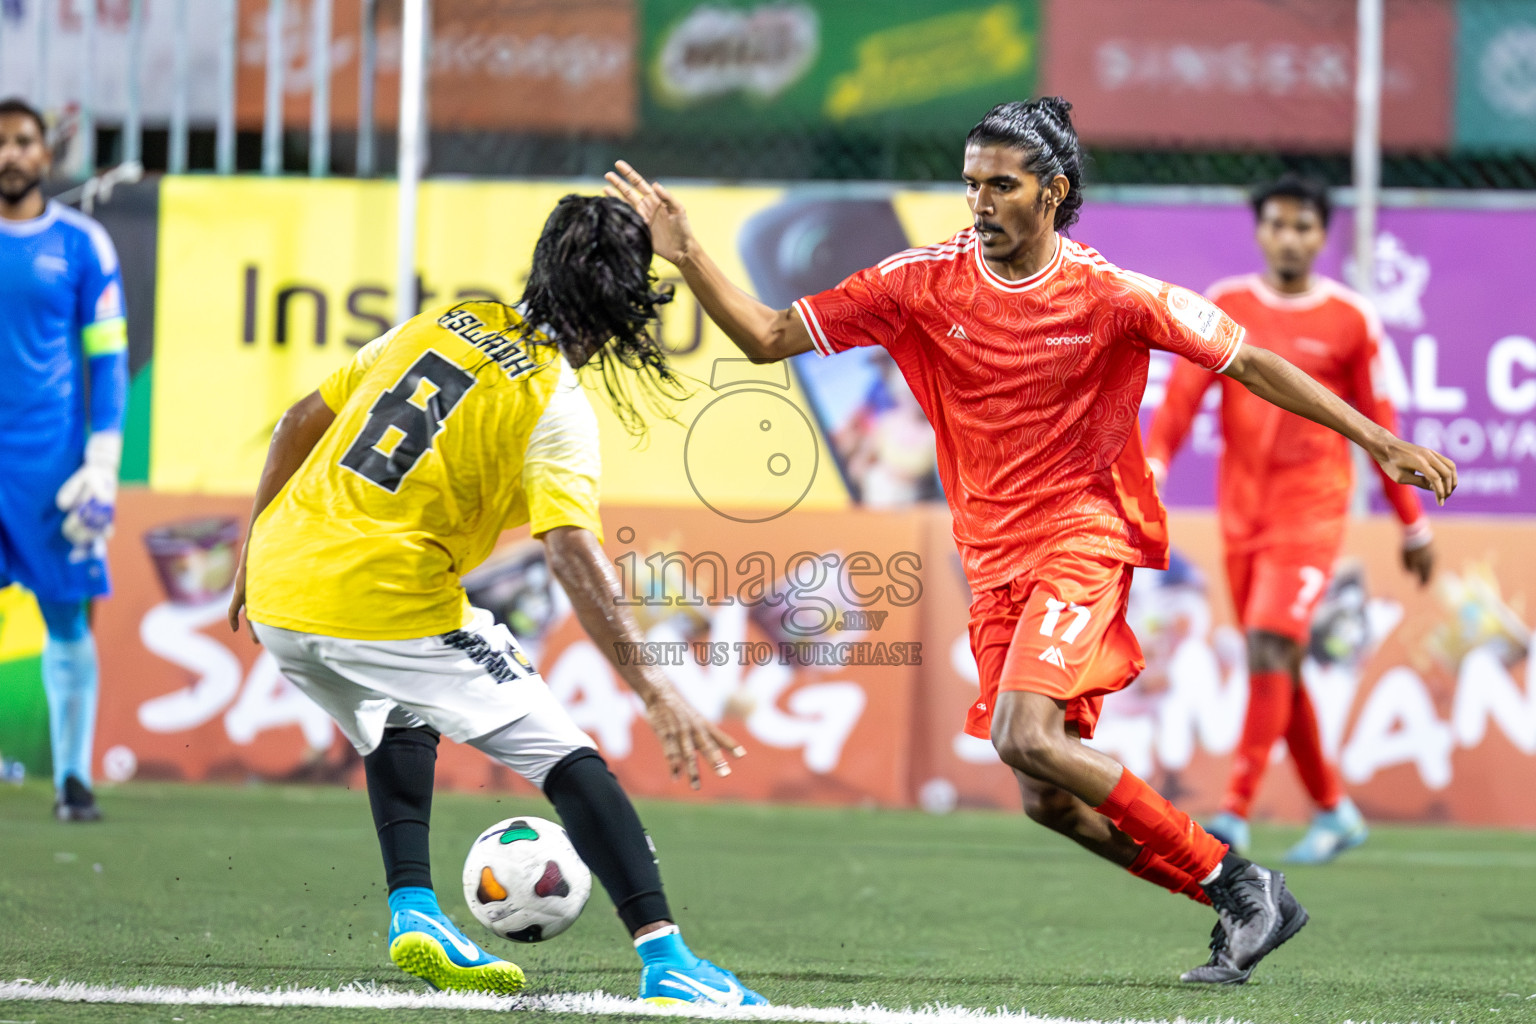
xmin=966 ymin=555 xmax=1146 ymax=741
xmin=998 ymin=559 xmax=1144 ymax=710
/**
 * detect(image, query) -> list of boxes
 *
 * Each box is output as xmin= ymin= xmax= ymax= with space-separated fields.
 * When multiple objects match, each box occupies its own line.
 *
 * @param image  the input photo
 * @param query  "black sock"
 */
xmin=543 ymin=748 xmax=671 ymax=934
xmin=1211 ymin=850 xmax=1252 ymax=886
xmin=364 ymin=726 xmax=439 ymax=892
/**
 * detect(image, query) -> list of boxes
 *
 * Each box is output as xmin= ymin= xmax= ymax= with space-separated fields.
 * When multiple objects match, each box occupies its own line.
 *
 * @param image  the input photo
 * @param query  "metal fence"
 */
xmin=3 ymin=0 xmax=1536 ymax=189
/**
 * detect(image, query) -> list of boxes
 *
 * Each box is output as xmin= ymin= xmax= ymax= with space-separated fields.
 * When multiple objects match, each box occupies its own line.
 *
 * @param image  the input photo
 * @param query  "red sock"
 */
xmin=1127 ymin=846 xmax=1212 ymax=906
xmin=1095 ymin=770 xmax=1227 ymax=881
xmin=1285 ymin=682 xmax=1343 ymax=811
xmin=1222 ymin=669 xmax=1293 ymax=818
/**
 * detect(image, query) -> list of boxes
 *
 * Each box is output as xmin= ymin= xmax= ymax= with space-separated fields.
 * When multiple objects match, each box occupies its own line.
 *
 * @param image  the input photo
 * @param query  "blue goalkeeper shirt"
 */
xmin=0 ymin=201 xmax=127 ymax=602
xmin=0 ymin=201 xmax=127 ymax=455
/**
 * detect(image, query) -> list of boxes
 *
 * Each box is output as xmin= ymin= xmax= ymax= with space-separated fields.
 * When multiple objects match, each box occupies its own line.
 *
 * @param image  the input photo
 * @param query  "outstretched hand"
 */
xmin=1375 ymin=437 xmax=1458 ymax=506
xmin=640 ymin=687 xmax=746 ymax=790
xmin=604 ymin=161 xmax=693 ymax=266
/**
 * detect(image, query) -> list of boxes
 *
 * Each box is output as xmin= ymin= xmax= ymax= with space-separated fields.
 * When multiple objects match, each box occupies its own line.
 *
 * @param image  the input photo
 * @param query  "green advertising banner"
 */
xmin=1456 ymin=0 xmax=1536 ymax=150
xmin=643 ymin=0 xmax=1039 ymax=131
xmin=0 ymin=586 xmax=49 ymax=777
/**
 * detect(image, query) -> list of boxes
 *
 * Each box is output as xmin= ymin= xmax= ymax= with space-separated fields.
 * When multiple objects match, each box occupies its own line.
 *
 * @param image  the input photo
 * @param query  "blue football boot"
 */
xmin=1284 ymin=797 xmax=1369 ymax=865
xmin=1203 ymin=811 xmax=1251 ymax=856
xmin=637 ymin=927 xmax=767 ymax=1007
xmin=386 ymin=887 xmax=525 ymax=994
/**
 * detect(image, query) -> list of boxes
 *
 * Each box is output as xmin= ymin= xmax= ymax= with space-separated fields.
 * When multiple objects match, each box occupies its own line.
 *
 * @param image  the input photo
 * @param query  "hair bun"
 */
xmin=1036 ymin=96 xmax=1074 ymax=127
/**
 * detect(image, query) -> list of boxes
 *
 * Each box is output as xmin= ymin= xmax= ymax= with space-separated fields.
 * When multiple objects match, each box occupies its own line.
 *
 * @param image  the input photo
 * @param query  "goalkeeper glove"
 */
xmin=56 ymin=431 xmax=122 ymax=547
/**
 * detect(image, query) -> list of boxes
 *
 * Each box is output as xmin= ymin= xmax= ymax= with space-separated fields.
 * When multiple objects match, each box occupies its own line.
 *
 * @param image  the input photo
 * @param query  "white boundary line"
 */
xmin=0 ymin=979 xmax=1236 ymax=1024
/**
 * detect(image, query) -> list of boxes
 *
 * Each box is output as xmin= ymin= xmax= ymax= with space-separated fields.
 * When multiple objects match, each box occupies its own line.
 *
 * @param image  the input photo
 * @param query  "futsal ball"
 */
xmin=462 ymin=816 xmax=592 ymax=942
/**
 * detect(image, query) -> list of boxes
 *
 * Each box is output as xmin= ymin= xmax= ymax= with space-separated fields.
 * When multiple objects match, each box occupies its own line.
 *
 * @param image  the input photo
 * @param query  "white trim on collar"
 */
xmin=0 ymin=199 xmax=61 ymax=237
xmin=1244 ymin=273 xmax=1337 ymax=311
xmin=973 ymin=232 xmax=1063 ymax=293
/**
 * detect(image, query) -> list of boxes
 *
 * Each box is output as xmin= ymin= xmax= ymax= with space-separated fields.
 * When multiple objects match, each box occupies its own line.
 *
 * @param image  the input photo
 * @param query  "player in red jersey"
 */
xmin=1145 ymin=175 xmax=1435 ymax=865
xmin=605 ymin=99 xmax=1456 ymax=985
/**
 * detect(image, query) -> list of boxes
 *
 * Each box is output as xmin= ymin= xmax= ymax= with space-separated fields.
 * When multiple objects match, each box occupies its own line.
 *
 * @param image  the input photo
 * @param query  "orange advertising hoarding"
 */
xmin=93 ymin=492 xmax=1536 ymax=826
xmin=234 ymin=0 xmax=636 ymax=134
xmin=94 ymin=494 xmax=923 ymax=805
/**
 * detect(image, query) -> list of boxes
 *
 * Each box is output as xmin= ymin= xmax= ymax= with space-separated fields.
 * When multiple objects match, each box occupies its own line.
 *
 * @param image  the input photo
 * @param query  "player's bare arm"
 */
xmin=604 ymin=160 xmax=813 ymax=364
xmin=540 ymin=525 xmax=745 ymax=789
xmin=227 ymin=390 xmax=337 ymax=634
xmin=1222 ymin=344 xmax=1458 ymax=505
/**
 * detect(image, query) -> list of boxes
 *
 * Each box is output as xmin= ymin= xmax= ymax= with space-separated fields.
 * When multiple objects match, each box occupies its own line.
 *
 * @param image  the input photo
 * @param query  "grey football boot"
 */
xmin=1182 ymin=857 xmax=1308 ymax=982
xmin=1180 ymin=920 xmax=1251 ymax=984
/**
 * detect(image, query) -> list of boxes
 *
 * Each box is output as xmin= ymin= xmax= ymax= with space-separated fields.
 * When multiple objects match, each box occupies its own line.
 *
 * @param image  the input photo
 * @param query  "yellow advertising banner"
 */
xmin=151 ymin=176 xmax=914 ymax=511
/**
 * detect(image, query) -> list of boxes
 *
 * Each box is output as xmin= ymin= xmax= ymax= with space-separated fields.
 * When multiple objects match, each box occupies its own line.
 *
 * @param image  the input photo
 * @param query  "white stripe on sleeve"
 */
xmin=792 ymin=299 xmax=834 ymax=357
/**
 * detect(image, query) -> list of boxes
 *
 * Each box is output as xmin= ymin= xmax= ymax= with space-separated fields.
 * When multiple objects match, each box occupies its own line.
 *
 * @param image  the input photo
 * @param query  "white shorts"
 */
xmin=253 ymin=607 xmax=594 ymax=786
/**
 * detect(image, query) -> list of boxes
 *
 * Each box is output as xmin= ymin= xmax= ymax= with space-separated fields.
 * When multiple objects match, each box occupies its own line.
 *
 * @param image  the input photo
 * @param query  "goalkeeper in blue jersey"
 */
xmin=0 ymin=98 xmax=128 ymax=822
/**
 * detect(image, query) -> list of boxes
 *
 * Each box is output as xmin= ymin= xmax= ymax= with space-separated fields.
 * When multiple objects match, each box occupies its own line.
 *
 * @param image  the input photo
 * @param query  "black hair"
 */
xmin=965 ymin=97 xmax=1085 ymax=232
xmin=519 ymin=194 xmax=685 ymax=434
xmin=1251 ymin=174 xmax=1331 ymax=229
xmin=0 ymin=97 xmax=47 ymax=141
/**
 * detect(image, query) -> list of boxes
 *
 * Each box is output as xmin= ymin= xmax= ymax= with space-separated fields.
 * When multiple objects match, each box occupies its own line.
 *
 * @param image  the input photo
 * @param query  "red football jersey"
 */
xmin=1145 ymin=274 xmax=1425 ymax=553
xmin=794 ymin=229 xmax=1246 ymax=591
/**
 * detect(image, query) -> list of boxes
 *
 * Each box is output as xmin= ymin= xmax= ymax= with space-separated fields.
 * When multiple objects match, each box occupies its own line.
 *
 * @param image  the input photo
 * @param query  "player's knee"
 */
xmin=37 ymin=599 xmax=89 ymax=643
xmin=1247 ymin=629 xmax=1301 ymax=675
xmin=1019 ymin=784 xmax=1080 ymax=834
xmin=539 ymin=746 xmax=607 ymax=797
xmin=990 ymin=719 xmax=1063 ymax=781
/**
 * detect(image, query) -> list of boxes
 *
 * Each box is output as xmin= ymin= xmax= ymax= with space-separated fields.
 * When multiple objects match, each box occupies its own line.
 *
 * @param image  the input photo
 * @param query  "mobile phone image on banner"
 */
xmin=738 ymin=196 xmax=942 ymax=507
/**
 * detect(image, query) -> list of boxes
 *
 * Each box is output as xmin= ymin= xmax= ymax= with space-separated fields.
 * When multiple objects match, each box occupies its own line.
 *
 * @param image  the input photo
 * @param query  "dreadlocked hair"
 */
xmin=519 ymin=194 xmax=687 ymax=435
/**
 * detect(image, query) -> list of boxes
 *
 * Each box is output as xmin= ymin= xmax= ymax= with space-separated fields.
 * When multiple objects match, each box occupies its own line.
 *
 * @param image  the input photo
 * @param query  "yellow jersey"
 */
xmin=245 ymin=301 xmax=602 ymax=640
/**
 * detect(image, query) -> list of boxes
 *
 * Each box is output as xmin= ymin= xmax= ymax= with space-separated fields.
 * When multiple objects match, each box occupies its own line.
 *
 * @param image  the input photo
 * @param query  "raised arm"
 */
xmin=1222 ymin=344 xmax=1457 ymax=505
xmin=605 ymin=161 xmax=813 ymax=364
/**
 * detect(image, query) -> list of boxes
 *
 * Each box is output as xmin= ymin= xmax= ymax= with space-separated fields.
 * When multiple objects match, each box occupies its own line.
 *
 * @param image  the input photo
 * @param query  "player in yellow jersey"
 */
xmin=227 ymin=196 xmax=766 ymax=1007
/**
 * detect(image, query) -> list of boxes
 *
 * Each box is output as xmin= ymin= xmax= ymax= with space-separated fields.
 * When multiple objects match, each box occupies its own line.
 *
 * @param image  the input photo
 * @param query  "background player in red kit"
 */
xmin=1146 ymin=175 xmax=1435 ymax=865
xmin=605 ymin=99 xmax=1457 ymax=985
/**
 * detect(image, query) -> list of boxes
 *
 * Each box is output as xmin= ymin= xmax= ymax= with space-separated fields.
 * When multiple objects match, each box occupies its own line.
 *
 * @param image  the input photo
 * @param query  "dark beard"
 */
xmin=0 ymin=171 xmax=42 ymax=206
xmin=1274 ymin=266 xmax=1307 ymax=286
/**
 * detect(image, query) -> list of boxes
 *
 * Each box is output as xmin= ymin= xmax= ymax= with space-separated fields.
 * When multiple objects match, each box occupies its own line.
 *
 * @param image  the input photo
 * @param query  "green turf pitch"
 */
xmin=2 ymin=781 xmax=1534 ymax=1024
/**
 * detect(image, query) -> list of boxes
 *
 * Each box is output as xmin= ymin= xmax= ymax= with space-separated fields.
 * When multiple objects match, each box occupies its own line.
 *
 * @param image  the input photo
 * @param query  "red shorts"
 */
xmin=964 ymin=552 xmax=1146 ymax=741
xmin=1226 ymin=545 xmax=1336 ymax=643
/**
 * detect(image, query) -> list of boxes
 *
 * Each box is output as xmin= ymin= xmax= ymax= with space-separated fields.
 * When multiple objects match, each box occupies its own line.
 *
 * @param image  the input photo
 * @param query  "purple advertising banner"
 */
xmin=1075 ymin=202 xmax=1536 ymax=516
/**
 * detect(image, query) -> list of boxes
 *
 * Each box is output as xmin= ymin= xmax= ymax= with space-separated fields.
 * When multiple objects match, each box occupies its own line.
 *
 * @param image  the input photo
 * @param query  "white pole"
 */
xmin=262 ymin=0 xmax=286 ymax=175
xmin=357 ymin=0 xmax=378 ymax=177
xmin=35 ymin=0 xmax=51 ymax=113
xmin=169 ymin=0 xmax=190 ymax=173
xmin=309 ymin=0 xmax=332 ymax=176
xmin=78 ymin=0 xmax=95 ymax=177
xmin=124 ymin=0 xmax=145 ymax=166
xmin=1352 ymin=0 xmax=1383 ymax=301
xmin=216 ymin=0 xmax=238 ymax=174
xmin=395 ymin=0 xmax=427 ymax=325
xmin=1350 ymin=0 xmax=1385 ymax=518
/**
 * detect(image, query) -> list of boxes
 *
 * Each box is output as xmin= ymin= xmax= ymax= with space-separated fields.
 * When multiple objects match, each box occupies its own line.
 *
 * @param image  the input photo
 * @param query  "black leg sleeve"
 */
xmin=363 ymin=726 xmax=440 ymax=892
xmin=543 ymin=748 xmax=671 ymax=934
